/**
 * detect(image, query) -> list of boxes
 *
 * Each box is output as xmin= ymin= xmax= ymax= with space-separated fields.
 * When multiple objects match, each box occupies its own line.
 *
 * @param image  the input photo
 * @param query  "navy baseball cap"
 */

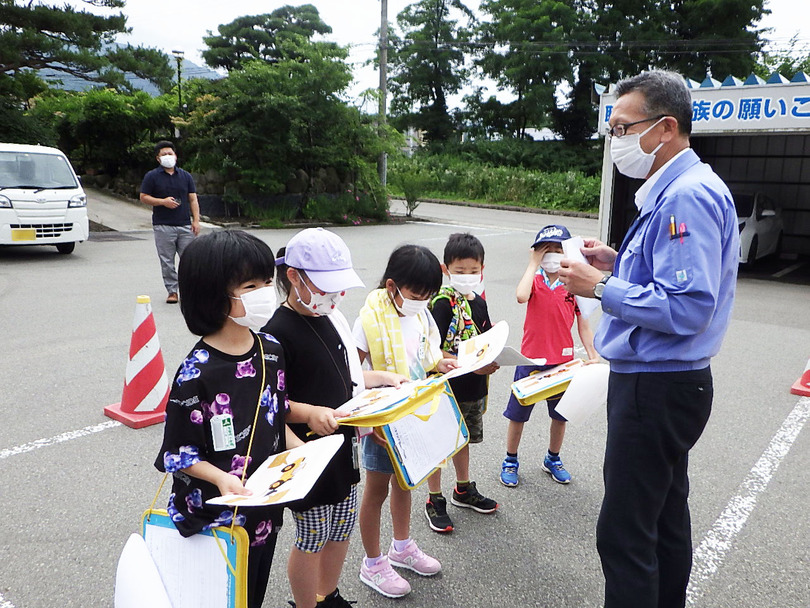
xmin=531 ymin=224 xmax=571 ymax=248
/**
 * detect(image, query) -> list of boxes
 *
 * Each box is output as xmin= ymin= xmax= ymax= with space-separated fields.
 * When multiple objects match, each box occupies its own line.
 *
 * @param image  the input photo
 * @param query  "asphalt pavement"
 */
xmin=0 ymin=190 xmax=808 ymax=607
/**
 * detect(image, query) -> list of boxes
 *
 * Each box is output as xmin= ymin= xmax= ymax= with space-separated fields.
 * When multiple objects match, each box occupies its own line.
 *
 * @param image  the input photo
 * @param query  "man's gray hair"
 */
xmin=615 ymin=71 xmax=692 ymax=136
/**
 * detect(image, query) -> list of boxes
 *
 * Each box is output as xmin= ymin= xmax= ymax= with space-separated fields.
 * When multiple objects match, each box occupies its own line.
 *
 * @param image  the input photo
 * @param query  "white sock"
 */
xmin=392 ymin=538 xmax=411 ymax=552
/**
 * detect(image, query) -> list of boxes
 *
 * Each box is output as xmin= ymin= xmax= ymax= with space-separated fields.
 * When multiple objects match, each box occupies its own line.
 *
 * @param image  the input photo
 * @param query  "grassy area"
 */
xmin=388 ymin=153 xmax=601 ymax=215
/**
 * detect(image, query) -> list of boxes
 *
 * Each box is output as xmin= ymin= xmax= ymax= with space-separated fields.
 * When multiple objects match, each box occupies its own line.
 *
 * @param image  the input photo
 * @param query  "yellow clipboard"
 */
xmin=378 ymin=384 xmax=469 ymax=490
xmin=141 ymin=509 xmax=250 ymax=608
xmin=337 ymin=377 xmax=448 ymax=427
xmin=510 ymin=359 xmax=584 ymax=406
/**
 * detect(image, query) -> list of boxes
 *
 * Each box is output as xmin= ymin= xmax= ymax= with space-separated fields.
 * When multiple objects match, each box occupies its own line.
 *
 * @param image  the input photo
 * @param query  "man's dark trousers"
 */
xmin=597 ymin=367 xmax=713 ymax=608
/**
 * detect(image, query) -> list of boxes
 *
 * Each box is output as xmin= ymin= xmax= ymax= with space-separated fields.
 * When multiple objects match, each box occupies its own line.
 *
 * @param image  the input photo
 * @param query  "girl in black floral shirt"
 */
xmin=155 ymin=230 xmax=299 ymax=608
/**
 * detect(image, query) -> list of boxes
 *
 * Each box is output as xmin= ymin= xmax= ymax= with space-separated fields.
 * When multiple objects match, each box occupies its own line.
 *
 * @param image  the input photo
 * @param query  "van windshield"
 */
xmin=0 ymin=151 xmax=78 ymax=189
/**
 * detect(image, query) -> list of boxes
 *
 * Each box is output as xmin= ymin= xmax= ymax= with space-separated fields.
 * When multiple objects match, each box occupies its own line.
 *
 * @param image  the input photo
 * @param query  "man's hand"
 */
xmin=580 ymin=238 xmax=617 ymax=271
xmin=191 ymin=218 xmax=201 ymax=236
xmin=163 ymin=196 xmax=180 ymax=209
xmin=558 ymin=259 xmax=606 ymax=298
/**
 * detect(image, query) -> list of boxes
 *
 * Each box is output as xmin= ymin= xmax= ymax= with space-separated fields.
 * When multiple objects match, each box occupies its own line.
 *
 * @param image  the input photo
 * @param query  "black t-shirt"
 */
xmin=139 ymin=166 xmax=196 ymax=226
xmin=264 ymin=306 xmax=359 ymax=510
xmin=430 ymin=293 xmax=493 ymax=401
xmin=155 ymin=333 xmax=287 ymax=541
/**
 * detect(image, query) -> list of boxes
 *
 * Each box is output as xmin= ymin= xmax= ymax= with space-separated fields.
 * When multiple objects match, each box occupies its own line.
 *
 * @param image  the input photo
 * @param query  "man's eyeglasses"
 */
xmin=607 ymin=115 xmax=667 ymax=138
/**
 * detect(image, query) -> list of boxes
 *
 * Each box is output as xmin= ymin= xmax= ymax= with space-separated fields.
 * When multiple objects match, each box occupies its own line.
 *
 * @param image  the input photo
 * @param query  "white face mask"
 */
xmin=295 ymin=279 xmax=344 ymax=316
xmin=540 ymin=252 xmax=564 ymax=274
xmin=392 ymin=288 xmax=430 ymax=317
xmin=159 ymin=154 xmax=177 ymax=169
xmin=449 ymin=273 xmax=481 ymax=296
xmin=609 ymin=118 xmax=665 ymax=179
xmin=229 ymin=286 xmax=277 ymax=331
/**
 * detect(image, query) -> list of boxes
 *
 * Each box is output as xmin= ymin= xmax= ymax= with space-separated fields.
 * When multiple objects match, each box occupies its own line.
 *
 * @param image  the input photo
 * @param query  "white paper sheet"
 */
xmin=494 ymin=346 xmax=547 ymax=367
xmin=386 ymin=393 xmax=466 ymax=484
xmin=115 ymin=534 xmax=173 ymax=608
xmin=561 ymin=236 xmax=602 ymax=319
xmin=554 ymin=363 xmax=610 ymax=424
xmin=207 ymin=435 xmax=343 ymax=507
xmin=144 ymin=525 xmax=231 ymax=608
xmin=443 ymin=320 xmax=510 ymax=380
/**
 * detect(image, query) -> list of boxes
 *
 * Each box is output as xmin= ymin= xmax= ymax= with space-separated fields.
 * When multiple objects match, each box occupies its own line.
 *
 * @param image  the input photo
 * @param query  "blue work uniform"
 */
xmin=594 ymin=148 xmax=739 ymax=608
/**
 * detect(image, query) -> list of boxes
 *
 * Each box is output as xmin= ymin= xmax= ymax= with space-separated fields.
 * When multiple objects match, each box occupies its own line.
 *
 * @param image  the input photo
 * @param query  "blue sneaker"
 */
xmin=500 ymin=457 xmax=519 ymax=487
xmin=542 ymin=455 xmax=571 ymax=484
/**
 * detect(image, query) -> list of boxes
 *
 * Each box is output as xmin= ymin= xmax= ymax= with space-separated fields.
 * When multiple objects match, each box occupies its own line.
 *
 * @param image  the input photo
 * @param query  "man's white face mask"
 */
xmin=159 ymin=154 xmax=177 ymax=169
xmin=610 ymin=117 xmax=665 ymax=179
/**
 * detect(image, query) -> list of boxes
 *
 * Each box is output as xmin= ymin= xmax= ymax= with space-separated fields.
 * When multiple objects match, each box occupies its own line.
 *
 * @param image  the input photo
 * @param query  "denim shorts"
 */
xmin=361 ymin=433 xmax=396 ymax=474
xmin=503 ymin=364 xmax=567 ymax=423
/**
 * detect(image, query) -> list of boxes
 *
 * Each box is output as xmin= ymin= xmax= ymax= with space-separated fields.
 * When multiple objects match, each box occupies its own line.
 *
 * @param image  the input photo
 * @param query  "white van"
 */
xmin=0 ymin=143 xmax=89 ymax=254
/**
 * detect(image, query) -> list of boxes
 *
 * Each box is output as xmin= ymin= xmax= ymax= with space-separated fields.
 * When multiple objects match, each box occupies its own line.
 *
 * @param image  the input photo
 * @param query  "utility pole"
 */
xmin=171 ymin=50 xmax=184 ymax=115
xmin=378 ymin=0 xmax=388 ymax=187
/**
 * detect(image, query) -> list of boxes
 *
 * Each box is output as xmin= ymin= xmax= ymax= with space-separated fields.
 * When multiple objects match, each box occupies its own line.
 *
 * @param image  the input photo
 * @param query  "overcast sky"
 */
xmin=64 ymin=0 xmax=809 ymax=104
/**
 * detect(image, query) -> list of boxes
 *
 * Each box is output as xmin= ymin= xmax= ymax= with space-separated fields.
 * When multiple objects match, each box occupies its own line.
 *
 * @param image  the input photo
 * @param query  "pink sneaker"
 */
xmin=387 ymin=540 xmax=442 ymax=576
xmin=359 ymin=556 xmax=411 ymax=598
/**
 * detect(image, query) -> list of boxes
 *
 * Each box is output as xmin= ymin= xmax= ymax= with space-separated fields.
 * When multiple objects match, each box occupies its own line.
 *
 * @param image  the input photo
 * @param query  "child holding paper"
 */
xmin=352 ymin=244 xmax=458 ymax=598
xmin=425 ymin=232 xmax=500 ymax=533
xmin=264 ymin=228 xmax=405 ymax=608
xmin=155 ymin=230 xmax=300 ymax=608
xmin=499 ymin=225 xmax=599 ymax=487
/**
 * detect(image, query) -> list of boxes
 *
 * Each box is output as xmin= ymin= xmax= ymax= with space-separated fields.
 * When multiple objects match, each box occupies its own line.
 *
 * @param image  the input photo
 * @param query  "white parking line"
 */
xmin=772 ymin=261 xmax=806 ymax=278
xmin=0 ymin=420 xmax=121 ymax=460
xmin=686 ymin=396 xmax=810 ymax=604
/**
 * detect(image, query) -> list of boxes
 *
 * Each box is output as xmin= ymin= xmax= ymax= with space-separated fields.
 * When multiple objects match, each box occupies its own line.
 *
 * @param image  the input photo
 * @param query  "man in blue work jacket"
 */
xmin=559 ymin=70 xmax=739 ymax=608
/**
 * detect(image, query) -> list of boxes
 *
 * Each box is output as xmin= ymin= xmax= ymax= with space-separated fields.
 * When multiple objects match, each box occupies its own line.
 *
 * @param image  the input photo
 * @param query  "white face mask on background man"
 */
xmin=609 ymin=117 xmax=665 ymax=179
xmin=159 ymin=154 xmax=177 ymax=169
xmin=230 ymin=286 xmax=277 ymax=331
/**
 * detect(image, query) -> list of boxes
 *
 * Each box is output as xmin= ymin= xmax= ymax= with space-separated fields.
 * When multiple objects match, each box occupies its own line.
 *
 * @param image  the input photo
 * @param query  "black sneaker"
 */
xmin=451 ymin=481 xmax=499 ymax=513
xmin=317 ymin=588 xmax=356 ymax=607
xmin=425 ymin=494 xmax=454 ymax=533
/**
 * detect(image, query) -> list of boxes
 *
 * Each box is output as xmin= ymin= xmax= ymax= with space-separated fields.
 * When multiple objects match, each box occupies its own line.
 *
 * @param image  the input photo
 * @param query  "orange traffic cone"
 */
xmin=104 ymin=295 xmax=170 ymax=428
xmin=790 ymin=357 xmax=810 ymax=397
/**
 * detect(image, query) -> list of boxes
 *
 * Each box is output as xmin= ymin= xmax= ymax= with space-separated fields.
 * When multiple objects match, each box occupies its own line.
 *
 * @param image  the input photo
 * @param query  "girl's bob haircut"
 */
xmin=178 ymin=230 xmax=276 ymax=336
xmin=377 ymin=244 xmax=442 ymax=297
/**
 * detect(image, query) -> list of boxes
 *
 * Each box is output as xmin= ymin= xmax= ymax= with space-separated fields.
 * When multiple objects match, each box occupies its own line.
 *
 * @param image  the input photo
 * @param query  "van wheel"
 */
xmin=56 ymin=242 xmax=75 ymax=254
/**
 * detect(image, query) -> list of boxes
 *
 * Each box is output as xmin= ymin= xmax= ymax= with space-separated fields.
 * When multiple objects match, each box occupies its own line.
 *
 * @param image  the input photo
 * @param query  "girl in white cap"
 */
xmin=264 ymin=228 xmax=405 ymax=608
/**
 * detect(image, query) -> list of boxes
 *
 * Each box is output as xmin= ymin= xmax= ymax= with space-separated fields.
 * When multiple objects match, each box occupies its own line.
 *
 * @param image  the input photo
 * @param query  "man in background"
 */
xmin=139 ymin=140 xmax=200 ymax=303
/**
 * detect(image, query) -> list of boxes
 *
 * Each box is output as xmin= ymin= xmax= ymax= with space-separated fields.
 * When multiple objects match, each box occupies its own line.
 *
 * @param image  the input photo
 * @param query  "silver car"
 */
xmin=734 ymin=191 xmax=783 ymax=265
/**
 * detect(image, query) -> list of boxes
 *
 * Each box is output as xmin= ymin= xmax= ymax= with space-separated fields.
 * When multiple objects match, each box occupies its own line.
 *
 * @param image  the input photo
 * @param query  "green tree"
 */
xmin=183 ymin=44 xmax=395 ymax=200
xmin=201 ymin=5 xmax=333 ymax=71
xmin=476 ymin=0 xmax=578 ymax=139
xmin=476 ymin=0 xmax=768 ymax=144
xmin=28 ymin=88 xmax=174 ymax=174
xmin=753 ymin=35 xmax=810 ymax=79
xmin=388 ymin=0 xmax=475 ymax=142
xmin=0 ymin=0 xmax=173 ymax=95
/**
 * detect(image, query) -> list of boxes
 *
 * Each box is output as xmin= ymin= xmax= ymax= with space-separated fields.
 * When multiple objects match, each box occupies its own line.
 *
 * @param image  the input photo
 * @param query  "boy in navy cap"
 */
xmin=499 ymin=225 xmax=599 ymax=487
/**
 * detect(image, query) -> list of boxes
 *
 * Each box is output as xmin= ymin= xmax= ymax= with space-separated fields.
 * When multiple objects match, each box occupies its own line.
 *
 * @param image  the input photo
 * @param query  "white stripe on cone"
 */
xmin=133 ymin=372 xmax=169 ymax=413
xmin=126 ymin=333 xmax=163 ymax=384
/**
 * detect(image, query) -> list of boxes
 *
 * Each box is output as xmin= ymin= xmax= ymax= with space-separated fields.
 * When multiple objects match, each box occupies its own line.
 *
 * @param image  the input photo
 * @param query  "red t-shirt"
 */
xmin=521 ymin=272 xmax=580 ymax=365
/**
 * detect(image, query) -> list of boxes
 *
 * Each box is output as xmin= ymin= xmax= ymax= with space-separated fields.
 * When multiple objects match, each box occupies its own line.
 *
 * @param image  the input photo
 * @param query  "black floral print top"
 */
xmin=155 ymin=332 xmax=288 ymax=543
